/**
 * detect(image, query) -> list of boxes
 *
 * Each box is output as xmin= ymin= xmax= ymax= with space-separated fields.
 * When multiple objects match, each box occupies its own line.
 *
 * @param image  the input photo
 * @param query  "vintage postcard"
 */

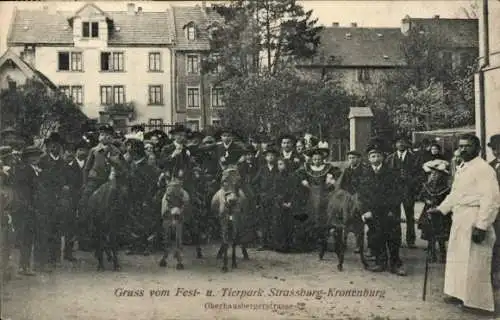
xmin=0 ymin=0 xmax=499 ymax=319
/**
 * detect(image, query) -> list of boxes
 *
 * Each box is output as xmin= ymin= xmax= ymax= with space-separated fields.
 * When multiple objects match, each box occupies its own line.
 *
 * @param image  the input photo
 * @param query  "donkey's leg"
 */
xmin=110 ymin=230 xmax=120 ymax=271
xmin=159 ymin=221 xmax=170 ymax=268
xmin=241 ymin=246 xmax=249 ymax=260
xmin=175 ymin=221 xmax=184 ymax=270
xmin=94 ymin=222 xmax=105 ymax=271
xmin=358 ymin=228 xmax=368 ymax=269
xmin=318 ymin=229 xmax=328 ymax=260
xmin=333 ymin=228 xmax=346 ymax=271
xmin=231 ymin=243 xmax=237 ymax=269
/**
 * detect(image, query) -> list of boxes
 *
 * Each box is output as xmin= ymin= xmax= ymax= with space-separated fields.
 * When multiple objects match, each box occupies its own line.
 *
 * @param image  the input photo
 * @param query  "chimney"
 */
xmin=137 ymin=6 xmax=142 ymax=14
xmin=433 ymin=15 xmax=440 ymax=19
xmin=202 ymin=1 xmax=206 ymax=10
xmin=127 ymin=3 xmax=135 ymax=15
xmin=351 ymin=22 xmax=358 ymax=27
xmin=332 ymin=22 xmax=339 ymax=27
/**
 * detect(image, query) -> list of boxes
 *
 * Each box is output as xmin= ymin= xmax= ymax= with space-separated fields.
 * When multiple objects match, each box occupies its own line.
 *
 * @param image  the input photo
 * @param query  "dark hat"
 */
xmin=395 ymin=135 xmax=411 ymax=144
xmin=98 ymin=124 xmax=114 ymax=134
xmin=169 ymin=123 xmax=191 ymax=135
xmin=144 ymin=129 xmax=168 ymax=141
xmin=263 ymin=146 xmax=280 ymax=156
xmin=242 ymin=144 xmax=256 ymax=154
xmin=21 ymin=146 xmax=43 ymax=158
xmin=488 ymin=134 xmax=500 ymax=148
xmin=44 ymin=132 xmax=65 ymax=145
xmin=366 ymin=143 xmax=383 ymax=155
xmin=278 ymin=133 xmax=297 ymax=143
xmin=347 ymin=150 xmax=362 ymax=157
xmin=131 ymin=124 xmax=145 ymax=132
xmin=74 ymin=140 xmax=90 ymax=151
xmin=187 ymin=131 xmax=205 ymax=141
xmin=0 ymin=146 xmax=13 ymax=159
xmin=215 ymin=127 xmax=243 ymax=140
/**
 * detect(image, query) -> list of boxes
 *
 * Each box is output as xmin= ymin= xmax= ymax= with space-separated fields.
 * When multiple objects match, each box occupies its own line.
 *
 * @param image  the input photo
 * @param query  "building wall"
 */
xmin=300 ymin=67 xmax=403 ymax=96
xmin=174 ymin=50 xmax=223 ymax=129
xmin=476 ymin=0 xmax=500 ymax=161
xmin=9 ymin=45 xmax=173 ymax=125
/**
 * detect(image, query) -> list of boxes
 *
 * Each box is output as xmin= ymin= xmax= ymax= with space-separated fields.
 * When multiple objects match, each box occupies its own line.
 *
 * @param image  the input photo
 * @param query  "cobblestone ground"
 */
xmin=1 ymin=204 xmax=500 ymax=320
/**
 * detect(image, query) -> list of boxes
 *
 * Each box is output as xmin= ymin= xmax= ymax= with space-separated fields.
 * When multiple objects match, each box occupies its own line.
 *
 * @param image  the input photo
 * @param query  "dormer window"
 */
xmin=82 ymin=21 xmax=99 ymax=38
xmin=185 ymin=22 xmax=196 ymax=40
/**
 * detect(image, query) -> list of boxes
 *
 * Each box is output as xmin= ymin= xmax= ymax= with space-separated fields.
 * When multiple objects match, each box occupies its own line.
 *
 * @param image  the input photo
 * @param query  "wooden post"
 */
xmin=348 ymin=107 xmax=374 ymax=156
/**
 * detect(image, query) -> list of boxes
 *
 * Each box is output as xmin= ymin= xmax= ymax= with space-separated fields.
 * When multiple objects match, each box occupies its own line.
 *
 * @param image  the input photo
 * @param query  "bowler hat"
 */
xmin=0 ymin=146 xmax=13 ymax=159
xmin=98 ymin=124 xmax=114 ymax=134
xmin=74 ymin=140 xmax=90 ymax=151
xmin=44 ymin=132 xmax=65 ymax=145
xmin=169 ymin=124 xmax=191 ymax=135
xmin=215 ymin=127 xmax=243 ymax=141
xmin=347 ymin=150 xmax=362 ymax=157
xmin=199 ymin=136 xmax=217 ymax=150
xmin=263 ymin=146 xmax=279 ymax=156
xmin=242 ymin=144 xmax=256 ymax=154
xmin=366 ymin=143 xmax=383 ymax=155
xmin=187 ymin=131 xmax=205 ymax=141
xmin=488 ymin=134 xmax=500 ymax=148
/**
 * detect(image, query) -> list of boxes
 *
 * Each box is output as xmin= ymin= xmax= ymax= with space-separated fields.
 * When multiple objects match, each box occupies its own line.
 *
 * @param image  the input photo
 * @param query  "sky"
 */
xmin=0 ymin=0 xmax=477 ymax=54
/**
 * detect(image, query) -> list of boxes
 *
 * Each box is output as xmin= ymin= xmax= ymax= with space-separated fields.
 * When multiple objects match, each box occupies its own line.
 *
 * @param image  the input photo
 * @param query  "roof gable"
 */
xmin=408 ymin=18 xmax=478 ymax=48
xmin=72 ymin=3 xmax=111 ymax=19
xmin=0 ymin=49 xmax=57 ymax=90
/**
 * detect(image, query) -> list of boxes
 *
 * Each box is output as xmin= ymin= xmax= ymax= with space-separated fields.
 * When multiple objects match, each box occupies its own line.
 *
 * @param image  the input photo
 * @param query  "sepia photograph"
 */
xmin=0 ymin=0 xmax=498 ymax=319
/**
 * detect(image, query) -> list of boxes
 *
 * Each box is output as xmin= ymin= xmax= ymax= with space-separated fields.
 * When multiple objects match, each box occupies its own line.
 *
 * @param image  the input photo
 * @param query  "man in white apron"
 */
xmin=428 ymin=134 xmax=499 ymax=313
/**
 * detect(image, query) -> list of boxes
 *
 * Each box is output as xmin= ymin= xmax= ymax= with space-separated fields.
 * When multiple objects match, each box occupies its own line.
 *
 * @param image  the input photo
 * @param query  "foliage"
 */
xmin=208 ymin=0 xmax=323 ymax=77
xmin=215 ymin=67 xmax=354 ymax=139
xmin=0 ymin=78 xmax=86 ymax=142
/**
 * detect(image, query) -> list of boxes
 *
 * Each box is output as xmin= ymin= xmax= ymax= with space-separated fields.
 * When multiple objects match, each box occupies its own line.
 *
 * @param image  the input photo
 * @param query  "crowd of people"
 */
xmin=0 ymin=123 xmax=499 ymax=314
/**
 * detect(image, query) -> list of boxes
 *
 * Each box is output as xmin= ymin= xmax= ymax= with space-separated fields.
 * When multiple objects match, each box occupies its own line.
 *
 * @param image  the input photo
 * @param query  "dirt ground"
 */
xmin=1 ymin=205 xmax=500 ymax=320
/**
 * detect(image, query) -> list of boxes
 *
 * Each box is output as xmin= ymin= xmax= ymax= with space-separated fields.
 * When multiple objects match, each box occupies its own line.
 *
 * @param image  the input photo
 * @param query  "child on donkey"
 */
xmin=417 ymin=159 xmax=452 ymax=263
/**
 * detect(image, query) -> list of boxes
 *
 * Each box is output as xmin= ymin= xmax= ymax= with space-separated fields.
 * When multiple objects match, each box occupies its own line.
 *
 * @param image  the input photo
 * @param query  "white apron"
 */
xmin=438 ymin=156 xmax=500 ymax=312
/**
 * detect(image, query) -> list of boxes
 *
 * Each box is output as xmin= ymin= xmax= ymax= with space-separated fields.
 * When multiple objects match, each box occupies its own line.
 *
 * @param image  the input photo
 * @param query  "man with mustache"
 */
xmin=428 ymin=134 xmax=500 ymax=315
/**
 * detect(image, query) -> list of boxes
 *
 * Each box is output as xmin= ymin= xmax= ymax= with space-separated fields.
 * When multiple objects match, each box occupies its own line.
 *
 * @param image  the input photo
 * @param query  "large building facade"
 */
xmin=7 ymin=3 xmax=174 ymax=131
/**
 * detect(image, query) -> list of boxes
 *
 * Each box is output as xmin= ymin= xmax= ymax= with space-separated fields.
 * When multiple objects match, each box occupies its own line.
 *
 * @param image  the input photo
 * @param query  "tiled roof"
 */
xmin=299 ymin=27 xmax=407 ymax=67
xmin=0 ymin=48 xmax=57 ymax=90
xmin=172 ymin=5 xmax=223 ymax=51
xmin=8 ymin=8 xmax=174 ymax=45
xmin=408 ymin=18 xmax=478 ymax=48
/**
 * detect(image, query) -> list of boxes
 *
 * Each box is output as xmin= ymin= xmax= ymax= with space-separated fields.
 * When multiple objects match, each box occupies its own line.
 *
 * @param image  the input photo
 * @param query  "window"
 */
xmin=212 ymin=119 xmax=221 ymax=127
xmin=82 ymin=21 xmax=99 ymax=38
xmin=187 ymin=25 xmax=196 ymax=40
xmin=357 ymin=68 xmax=370 ymax=83
xmin=149 ymin=118 xmax=164 ymax=129
xmin=149 ymin=52 xmax=161 ymax=71
xmin=187 ymin=87 xmax=200 ymax=108
xmin=71 ymin=86 xmax=83 ymax=105
xmin=100 ymin=85 xmax=125 ymax=105
xmin=211 ymin=53 xmax=223 ymax=74
xmin=59 ymin=85 xmax=71 ymax=97
xmin=8 ymin=80 xmax=17 ymax=90
xmin=211 ymin=87 xmax=224 ymax=108
xmin=60 ymin=85 xmax=83 ymax=105
xmin=148 ymin=85 xmax=163 ymax=105
xmin=100 ymin=52 xmax=124 ymax=71
xmin=186 ymin=55 xmax=199 ymax=73
xmin=442 ymin=51 xmax=453 ymax=70
xmin=186 ymin=119 xmax=200 ymax=131
xmin=58 ymin=52 xmax=83 ymax=71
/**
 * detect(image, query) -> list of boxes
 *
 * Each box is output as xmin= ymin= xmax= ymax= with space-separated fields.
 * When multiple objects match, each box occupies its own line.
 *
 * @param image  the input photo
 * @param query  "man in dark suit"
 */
xmin=65 ymin=140 xmax=90 ymax=258
xmin=215 ymin=128 xmax=244 ymax=168
xmin=359 ymin=146 xmax=406 ymax=276
xmin=38 ymin=132 xmax=71 ymax=269
xmin=252 ymin=147 xmax=280 ymax=250
xmin=278 ymin=134 xmax=303 ymax=172
xmin=339 ymin=150 xmax=366 ymax=253
xmin=487 ymin=134 xmax=500 ymax=289
xmin=159 ymin=124 xmax=194 ymax=184
xmin=385 ymin=137 xmax=421 ymax=248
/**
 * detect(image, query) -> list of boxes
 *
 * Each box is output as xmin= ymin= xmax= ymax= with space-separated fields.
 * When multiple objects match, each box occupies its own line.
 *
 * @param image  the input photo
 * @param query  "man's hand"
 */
xmin=472 ymin=227 xmax=487 ymax=244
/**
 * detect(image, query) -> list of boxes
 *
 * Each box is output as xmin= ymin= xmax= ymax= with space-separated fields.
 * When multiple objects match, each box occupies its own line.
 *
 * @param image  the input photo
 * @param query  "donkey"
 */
xmin=211 ymin=167 xmax=249 ymax=272
xmin=321 ymin=175 xmax=368 ymax=271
